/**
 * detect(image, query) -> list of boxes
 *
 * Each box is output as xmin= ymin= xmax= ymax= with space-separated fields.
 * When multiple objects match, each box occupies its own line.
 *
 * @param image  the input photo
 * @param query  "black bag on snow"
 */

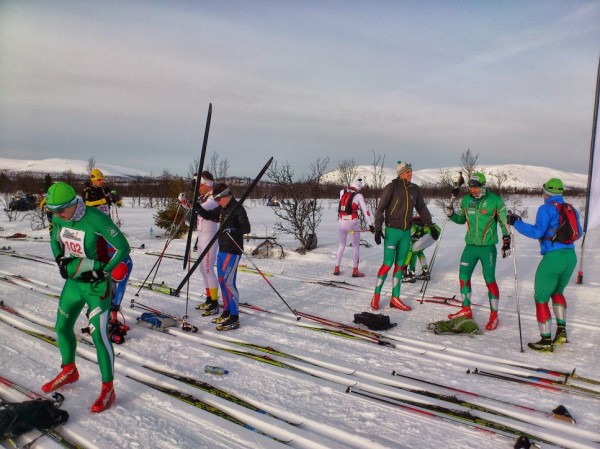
xmin=353 ymin=312 xmax=397 ymax=331
xmin=0 ymin=398 xmax=69 ymax=438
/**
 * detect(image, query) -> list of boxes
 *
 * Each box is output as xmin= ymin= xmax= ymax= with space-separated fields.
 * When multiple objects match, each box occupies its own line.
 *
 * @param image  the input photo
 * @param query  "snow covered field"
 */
xmin=1 ymin=196 xmax=599 ymax=449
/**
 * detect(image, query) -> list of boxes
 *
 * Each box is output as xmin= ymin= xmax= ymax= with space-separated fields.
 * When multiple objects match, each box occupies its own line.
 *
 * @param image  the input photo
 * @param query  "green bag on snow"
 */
xmin=426 ymin=316 xmax=482 ymax=335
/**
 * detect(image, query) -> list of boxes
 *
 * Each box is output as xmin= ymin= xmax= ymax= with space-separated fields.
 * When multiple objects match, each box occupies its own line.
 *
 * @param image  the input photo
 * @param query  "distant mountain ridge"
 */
xmin=0 ymin=157 xmax=151 ymax=178
xmin=323 ymin=164 xmax=587 ymax=190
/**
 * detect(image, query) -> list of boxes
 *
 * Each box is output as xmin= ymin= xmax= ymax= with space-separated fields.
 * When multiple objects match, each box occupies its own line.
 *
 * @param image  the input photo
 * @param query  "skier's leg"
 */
xmin=55 ymin=280 xmax=86 ymax=365
xmin=391 ymin=229 xmax=412 ymax=298
xmin=85 ymin=285 xmax=114 ymax=382
xmin=458 ymin=245 xmax=478 ymax=307
xmin=480 ymin=246 xmax=499 ymax=311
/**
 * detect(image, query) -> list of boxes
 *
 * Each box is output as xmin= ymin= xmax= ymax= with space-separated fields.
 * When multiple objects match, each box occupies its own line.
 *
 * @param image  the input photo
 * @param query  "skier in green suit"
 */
xmin=445 ymin=172 xmax=510 ymax=331
xmin=42 ymin=182 xmax=131 ymax=413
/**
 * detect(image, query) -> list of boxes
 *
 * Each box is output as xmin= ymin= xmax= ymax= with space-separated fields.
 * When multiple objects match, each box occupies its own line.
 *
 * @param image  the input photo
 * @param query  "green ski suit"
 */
xmin=449 ymin=190 xmax=508 ymax=309
xmin=50 ymin=200 xmax=130 ymax=382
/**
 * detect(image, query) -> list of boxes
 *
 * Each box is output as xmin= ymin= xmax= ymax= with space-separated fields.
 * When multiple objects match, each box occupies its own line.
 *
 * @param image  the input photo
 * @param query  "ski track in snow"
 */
xmin=1 ymin=198 xmax=600 ymax=449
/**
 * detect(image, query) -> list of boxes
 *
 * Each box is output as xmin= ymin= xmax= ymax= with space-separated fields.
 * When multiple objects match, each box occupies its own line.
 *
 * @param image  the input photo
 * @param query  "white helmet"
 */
xmin=350 ymin=179 xmax=363 ymax=191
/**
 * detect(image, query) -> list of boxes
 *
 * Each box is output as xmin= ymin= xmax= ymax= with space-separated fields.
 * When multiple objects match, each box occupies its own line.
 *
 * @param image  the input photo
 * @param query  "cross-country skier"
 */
xmin=402 ymin=216 xmax=440 ymax=282
xmin=445 ymin=172 xmax=509 ymax=331
xmin=180 ymin=171 xmax=220 ymax=316
xmin=43 ymin=181 xmax=130 ymax=412
xmin=371 ymin=162 xmax=436 ymax=312
xmin=197 ymin=183 xmax=251 ymax=331
xmin=334 ymin=178 xmax=375 ymax=277
xmin=82 ymin=168 xmax=133 ymax=332
xmin=508 ymin=178 xmax=582 ymax=352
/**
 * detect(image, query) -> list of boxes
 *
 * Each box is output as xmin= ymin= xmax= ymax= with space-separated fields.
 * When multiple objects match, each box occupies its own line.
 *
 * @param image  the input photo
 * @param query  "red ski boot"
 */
xmin=333 ymin=266 xmax=340 ymax=276
xmin=390 ymin=297 xmax=411 ymax=311
xmin=352 ymin=268 xmax=365 ymax=278
xmin=485 ymin=311 xmax=499 ymax=330
xmin=91 ymin=381 xmax=115 ymax=413
xmin=370 ymin=294 xmax=380 ymax=311
xmin=448 ymin=306 xmax=472 ymax=320
xmin=41 ymin=363 xmax=79 ymax=393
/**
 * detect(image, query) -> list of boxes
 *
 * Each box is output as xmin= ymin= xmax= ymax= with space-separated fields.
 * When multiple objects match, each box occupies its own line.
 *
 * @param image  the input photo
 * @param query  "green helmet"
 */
xmin=468 ymin=172 xmax=486 ymax=187
xmin=46 ymin=182 xmax=77 ymax=211
xmin=543 ymin=178 xmax=563 ymax=195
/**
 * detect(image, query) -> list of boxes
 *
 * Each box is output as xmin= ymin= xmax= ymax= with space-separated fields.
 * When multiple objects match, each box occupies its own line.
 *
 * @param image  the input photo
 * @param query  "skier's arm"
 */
xmin=514 ymin=206 xmax=551 ymax=240
xmin=449 ymin=198 xmax=467 ymax=224
xmin=96 ymin=213 xmax=131 ymax=271
xmin=197 ymin=203 xmax=220 ymax=220
xmin=49 ymin=219 xmax=64 ymax=259
xmin=414 ymin=189 xmax=433 ymax=227
xmin=496 ymin=199 xmax=509 ymax=235
xmin=356 ymin=194 xmax=373 ymax=226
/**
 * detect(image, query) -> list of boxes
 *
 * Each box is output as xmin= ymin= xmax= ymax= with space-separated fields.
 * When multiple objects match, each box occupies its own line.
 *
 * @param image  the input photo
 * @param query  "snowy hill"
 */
xmin=0 ymin=157 xmax=151 ymax=178
xmin=323 ymin=164 xmax=587 ymax=189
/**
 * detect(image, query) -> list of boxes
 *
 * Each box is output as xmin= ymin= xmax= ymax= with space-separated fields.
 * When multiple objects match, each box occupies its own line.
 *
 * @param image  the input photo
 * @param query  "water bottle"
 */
xmin=204 ymin=365 xmax=228 ymax=375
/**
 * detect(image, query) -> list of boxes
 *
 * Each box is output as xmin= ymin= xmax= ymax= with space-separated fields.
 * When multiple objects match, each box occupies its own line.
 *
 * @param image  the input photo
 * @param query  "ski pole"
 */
xmin=419 ymin=196 xmax=453 ymax=303
xmin=224 ymin=231 xmax=300 ymax=320
xmin=134 ymin=207 xmax=189 ymax=297
xmin=510 ymin=226 xmax=524 ymax=352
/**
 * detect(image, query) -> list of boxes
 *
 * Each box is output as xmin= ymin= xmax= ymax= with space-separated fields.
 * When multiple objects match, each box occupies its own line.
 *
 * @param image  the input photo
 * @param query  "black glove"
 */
xmin=428 ymin=225 xmax=440 ymax=241
xmin=374 ymin=229 xmax=383 ymax=245
xmin=56 ymin=256 xmax=73 ymax=280
xmin=444 ymin=206 xmax=454 ymax=217
xmin=501 ymin=235 xmax=511 ymax=258
xmin=507 ymin=211 xmax=521 ymax=227
xmin=79 ymin=270 xmax=108 ymax=283
xmin=369 ymin=225 xmax=376 ymax=234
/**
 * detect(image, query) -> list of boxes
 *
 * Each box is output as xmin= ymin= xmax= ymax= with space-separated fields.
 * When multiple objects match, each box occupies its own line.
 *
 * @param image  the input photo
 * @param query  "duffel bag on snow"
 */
xmin=426 ymin=316 xmax=482 ymax=335
xmin=0 ymin=398 xmax=69 ymax=438
xmin=353 ymin=312 xmax=397 ymax=331
xmin=136 ymin=312 xmax=178 ymax=331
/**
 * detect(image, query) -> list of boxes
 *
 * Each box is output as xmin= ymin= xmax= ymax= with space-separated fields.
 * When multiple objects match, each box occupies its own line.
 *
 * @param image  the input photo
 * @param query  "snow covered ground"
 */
xmin=1 ymin=195 xmax=599 ymax=449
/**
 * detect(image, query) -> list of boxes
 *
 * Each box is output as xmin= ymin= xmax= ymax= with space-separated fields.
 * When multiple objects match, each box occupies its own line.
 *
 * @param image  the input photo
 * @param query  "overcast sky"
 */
xmin=1 ymin=1 xmax=599 ymax=178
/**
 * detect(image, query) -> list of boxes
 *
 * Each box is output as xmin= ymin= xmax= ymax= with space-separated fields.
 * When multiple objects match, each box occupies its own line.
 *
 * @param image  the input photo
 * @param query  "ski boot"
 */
xmin=553 ymin=326 xmax=568 ymax=345
xmin=485 ymin=311 xmax=499 ymax=331
xmin=216 ymin=315 xmax=240 ymax=331
xmin=370 ymin=294 xmax=380 ymax=311
xmin=351 ymin=268 xmax=365 ymax=278
xmin=42 ymin=363 xmax=79 ymax=393
xmin=212 ymin=310 xmax=230 ymax=324
xmin=527 ymin=337 xmax=553 ymax=352
xmin=333 ymin=266 xmax=340 ymax=276
xmin=390 ymin=297 xmax=411 ymax=311
xmin=202 ymin=301 xmax=220 ymax=317
xmin=402 ymin=271 xmax=416 ymax=283
xmin=196 ymin=298 xmax=212 ymax=310
xmin=448 ymin=306 xmax=472 ymax=320
xmin=91 ymin=381 xmax=115 ymax=413
xmin=416 ymin=270 xmax=430 ymax=281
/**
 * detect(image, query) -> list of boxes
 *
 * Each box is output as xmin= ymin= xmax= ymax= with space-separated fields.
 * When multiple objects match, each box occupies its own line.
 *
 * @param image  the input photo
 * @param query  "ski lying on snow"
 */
xmin=346 ymin=387 xmax=586 ymax=449
xmin=467 ymin=368 xmax=600 ymax=399
xmin=238 ymin=302 xmax=600 ymax=387
xmin=0 ymin=313 xmax=294 ymax=445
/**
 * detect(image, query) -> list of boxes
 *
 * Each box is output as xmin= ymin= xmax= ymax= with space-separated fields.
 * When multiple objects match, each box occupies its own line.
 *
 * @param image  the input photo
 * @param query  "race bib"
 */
xmin=59 ymin=228 xmax=87 ymax=258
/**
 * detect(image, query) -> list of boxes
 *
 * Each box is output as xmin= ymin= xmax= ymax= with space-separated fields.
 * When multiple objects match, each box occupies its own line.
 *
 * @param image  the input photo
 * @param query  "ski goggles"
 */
xmin=47 ymin=197 xmax=78 ymax=213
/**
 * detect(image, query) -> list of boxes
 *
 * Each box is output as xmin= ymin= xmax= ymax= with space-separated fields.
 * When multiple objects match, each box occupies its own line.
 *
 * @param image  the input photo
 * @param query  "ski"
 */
xmin=0 ymin=250 xmax=54 ymax=265
xmin=175 ymin=156 xmax=274 ymax=295
xmin=467 ymin=368 xmax=600 ymax=399
xmin=0 ymin=311 xmax=300 ymax=445
xmin=346 ymin=387 xmax=559 ymax=448
xmin=183 ymin=103 xmax=212 ymax=269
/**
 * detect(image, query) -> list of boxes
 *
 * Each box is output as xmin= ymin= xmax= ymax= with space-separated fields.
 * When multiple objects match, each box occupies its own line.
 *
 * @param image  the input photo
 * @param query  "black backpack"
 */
xmin=353 ymin=312 xmax=397 ymax=331
xmin=0 ymin=398 xmax=69 ymax=439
